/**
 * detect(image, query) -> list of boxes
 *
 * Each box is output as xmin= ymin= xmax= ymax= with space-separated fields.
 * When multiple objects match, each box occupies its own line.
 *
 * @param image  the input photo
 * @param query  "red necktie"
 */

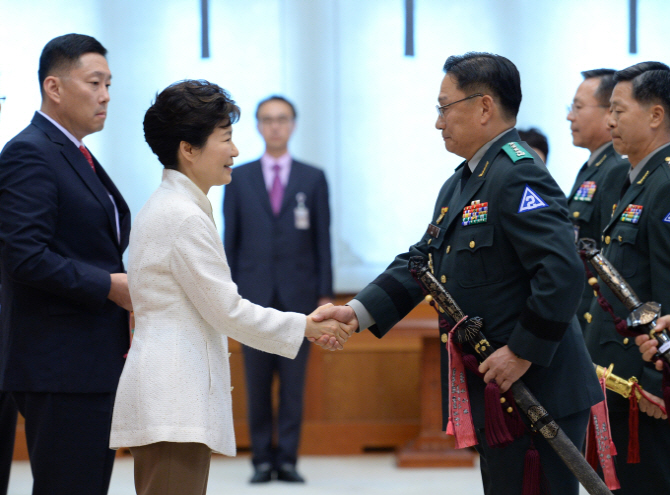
xmin=79 ymin=145 xmax=95 ymax=172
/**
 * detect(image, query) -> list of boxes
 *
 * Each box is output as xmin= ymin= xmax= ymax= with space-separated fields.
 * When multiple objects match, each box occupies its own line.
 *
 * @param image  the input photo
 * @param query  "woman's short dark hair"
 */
xmin=144 ymin=80 xmax=241 ymax=169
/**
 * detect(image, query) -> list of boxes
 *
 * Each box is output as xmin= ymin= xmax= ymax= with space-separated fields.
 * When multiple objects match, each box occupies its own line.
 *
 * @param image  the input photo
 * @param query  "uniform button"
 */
xmin=594 ymin=290 xmax=598 ymax=297
xmin=507 ymin=407 xmax=513 ymax=413
xmin=618 ymin=235 xmax=623 ymax=242
xmin=469 ymin=240 xmax=475 ymax=248
xmin=588 ymin=277 xmax=597 ymax=286
xmin=427 ymin=239 xmax=432 ymax=245
xmin=573 ymin=211 xmax=580 ymax=218
xmin=623 ymin=338 xmax=629 ymax=345
xmin=446 ymin=245 xmax=451 ymax=254
xmin=441 ymin=275 xmax=447 ymax=283
xmin=601 ymin=235 xmax=604 ymax=241
xmin=441 ymin=333 xmax=448 ymax=343
xmin=605 ymin=236 xmax=611 ymax=245
xmin=584 ymin=312 xmax=592 ymax=324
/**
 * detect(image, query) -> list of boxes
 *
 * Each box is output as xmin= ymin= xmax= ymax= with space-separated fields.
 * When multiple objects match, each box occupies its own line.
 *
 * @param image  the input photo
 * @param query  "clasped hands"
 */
xmin=304 ymin=304 xmax=359 ymax=351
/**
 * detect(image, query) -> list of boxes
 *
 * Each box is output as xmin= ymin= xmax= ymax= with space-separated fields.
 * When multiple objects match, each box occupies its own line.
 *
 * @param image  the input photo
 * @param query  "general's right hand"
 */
xmin=307 ymin=304 xmax=359 ymax=351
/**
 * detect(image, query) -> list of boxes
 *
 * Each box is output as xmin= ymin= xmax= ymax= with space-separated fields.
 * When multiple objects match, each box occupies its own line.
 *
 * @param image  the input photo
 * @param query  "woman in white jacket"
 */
xmin=110 ymin=80 xmax=350 ymax=495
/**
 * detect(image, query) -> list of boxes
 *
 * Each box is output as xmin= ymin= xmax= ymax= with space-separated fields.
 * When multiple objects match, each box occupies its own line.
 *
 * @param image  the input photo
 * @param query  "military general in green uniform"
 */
xmin=314 ymin=53 xmax=602 ymax=495
xmin=566 ymin=69 xmax=629 ymax=331
xmin=584 ymin=61 xmax=670 ymax=493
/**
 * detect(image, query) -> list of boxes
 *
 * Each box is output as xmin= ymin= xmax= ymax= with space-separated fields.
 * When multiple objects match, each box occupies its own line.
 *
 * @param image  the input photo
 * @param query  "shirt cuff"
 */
xmin=346 ymin=299 xmax=375 ymax=333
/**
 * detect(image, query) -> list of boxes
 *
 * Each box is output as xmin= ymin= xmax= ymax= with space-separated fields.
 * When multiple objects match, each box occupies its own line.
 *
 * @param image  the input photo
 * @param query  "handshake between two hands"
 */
xmin=304 ymin=303 xmax=359 ymax=351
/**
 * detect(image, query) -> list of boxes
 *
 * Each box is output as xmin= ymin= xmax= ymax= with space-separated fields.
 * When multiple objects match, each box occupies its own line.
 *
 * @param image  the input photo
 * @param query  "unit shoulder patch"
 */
xmin=502 ymin=142 xmax=533 ymax=163
xmin=664 ymin=212 xmax=670 ymax=223
xmin=518 ymin=185 xmax=548 ymax=213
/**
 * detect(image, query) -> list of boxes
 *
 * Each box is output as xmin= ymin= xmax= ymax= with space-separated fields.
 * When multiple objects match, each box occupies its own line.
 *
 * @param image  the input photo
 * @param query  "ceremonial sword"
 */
xmin=408 ymin=256 xmax=612 ymax=495
xmin=578 ymin=238 xmax=670 ymax=365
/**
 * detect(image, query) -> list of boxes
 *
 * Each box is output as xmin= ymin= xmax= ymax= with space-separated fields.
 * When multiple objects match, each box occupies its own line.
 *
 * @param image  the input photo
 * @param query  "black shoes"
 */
xmin=249 ymin=463 xmax=273 ymax=483
xmin=277 ymin=464 xmax=305 ymax=483
xmin=249 ymin=463 xmax=306 ymax=483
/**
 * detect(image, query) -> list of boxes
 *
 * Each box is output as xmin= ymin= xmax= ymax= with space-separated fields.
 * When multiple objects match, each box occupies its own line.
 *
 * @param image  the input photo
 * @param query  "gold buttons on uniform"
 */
xmin=427 ymin=239 xmax=432 ymax=245
xmin=623 ymin=338 xmax=630 ymax=345
xmin=507 ymin=407 xmax=513 ymax=413
xmin=665 ymin=157 xmax=670 ymax=162
xmin=446 ymin=245 xmax=451 ymax=254
xmin=605 ymin=236 xmax=611 ymax=245
xmin=441 ymin=333 xmax=448 ymax=343
xmin=584 ymin=312 xmax=592 ymax=324
xmin=588 ymin=277 xmax=597 ymax=286
xmin=500 ymin=397 xmax=506 ymax=404
xmin=469 ymin=240 xmax=475 ymax=248
xmin=441 ymin=275 xmax=447 ymax=283
xmin=618 ymin=235 xmax=622 ymax=242
xmin=573 ymin=211 xmax=580 ymax=218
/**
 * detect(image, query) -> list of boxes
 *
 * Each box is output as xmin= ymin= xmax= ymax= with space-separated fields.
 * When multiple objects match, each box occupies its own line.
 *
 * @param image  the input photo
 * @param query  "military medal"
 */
xmin=462 ymin=200 xmax=488 ymax=226
xmin=436 ymin=206 xmax=448 ymax=224
xmin=573 ymin=181 xmax=597 ymax=202
xmin=621 ymin=204 xmax=643 ymax=224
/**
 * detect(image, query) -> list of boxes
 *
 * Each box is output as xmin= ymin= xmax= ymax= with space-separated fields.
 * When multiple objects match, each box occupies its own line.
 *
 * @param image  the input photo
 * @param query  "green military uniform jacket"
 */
xmin=355 ymin=129 xmax=602 ymax=429
xmin=584 ymin=144 xmax=670 ymax=412
xmin=567 ymin=143 xmax=630 ymax=330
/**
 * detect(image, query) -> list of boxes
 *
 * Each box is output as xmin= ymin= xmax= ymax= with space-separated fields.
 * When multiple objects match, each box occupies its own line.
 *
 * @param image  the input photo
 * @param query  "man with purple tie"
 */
xmin=223 ymin=96 xmax=332 ymax=484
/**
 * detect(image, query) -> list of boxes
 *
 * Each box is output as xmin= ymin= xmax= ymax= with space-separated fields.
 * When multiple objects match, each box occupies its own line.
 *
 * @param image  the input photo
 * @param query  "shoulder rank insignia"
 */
xmin=663 ymin=212 xmax=670 ymax=223
xmin=462 ymin=200 xmax=488 ymax=226
xmin=436 ymin=206 xmax=448 ymax=224
xmin=502 ymin=142 xmax=533 ymax=163
xmin=518 ymin=185 xmax=548 ymax=213
xmin=573 ymin=181 xmax=597 ymax=202
xmin=621 ymin=204 xmax=643 ymax=224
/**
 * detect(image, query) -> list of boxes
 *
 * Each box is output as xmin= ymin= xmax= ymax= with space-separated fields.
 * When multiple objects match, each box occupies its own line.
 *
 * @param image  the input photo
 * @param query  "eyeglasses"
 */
xmin=259 ymin=116 xmax=293 ymax=126
xmin=436 ymin=93 xmax=484 ymax=118
xmin=566 ymin=103 xmax=608 ymax=115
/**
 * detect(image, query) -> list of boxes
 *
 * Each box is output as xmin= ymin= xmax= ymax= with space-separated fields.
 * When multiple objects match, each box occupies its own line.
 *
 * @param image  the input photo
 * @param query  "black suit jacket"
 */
xmin=0 ymin=112 xmax=130 ymax=393
xmin=223 ymin=158 xmax=332 ymax=314
xmin=355 ymin=129 xmax=602 ymax=428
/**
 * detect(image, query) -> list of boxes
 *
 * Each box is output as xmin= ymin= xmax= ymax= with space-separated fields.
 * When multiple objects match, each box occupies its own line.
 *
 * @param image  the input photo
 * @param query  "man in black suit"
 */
xmin=566 ymin=69 xmax=629 ymax=331
xmin=0 ymin=34 xmax=131 ymax=495
xmin=223 ymin=96 xmax=332 ymax=484
xmin=314 ymin=53 xmax=602 ymax=495
xmin=0 ymin=93 xmax=18 ymax=495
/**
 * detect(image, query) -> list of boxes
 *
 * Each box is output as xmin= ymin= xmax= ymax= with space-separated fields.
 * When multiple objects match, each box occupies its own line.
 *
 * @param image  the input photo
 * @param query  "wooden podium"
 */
xmin=392 ymin=316 xmax=477 ymax=467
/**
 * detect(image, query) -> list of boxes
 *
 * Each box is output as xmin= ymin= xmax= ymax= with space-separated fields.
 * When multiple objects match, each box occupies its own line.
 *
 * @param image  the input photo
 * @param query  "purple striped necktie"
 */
xmin=270 ymin=164 xmax=284 ymax=215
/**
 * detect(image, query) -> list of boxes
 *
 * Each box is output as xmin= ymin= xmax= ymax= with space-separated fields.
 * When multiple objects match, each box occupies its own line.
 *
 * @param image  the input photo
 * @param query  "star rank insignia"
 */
xmin=573 ymin=181 xmax=597 ymax=202
xmin=462 ymin=200 xmax=488 ymax=226
xmin=621 ymin=204 xmax=643 ymax=224
xmin=436 ymin=206 xmax=448 ymax=224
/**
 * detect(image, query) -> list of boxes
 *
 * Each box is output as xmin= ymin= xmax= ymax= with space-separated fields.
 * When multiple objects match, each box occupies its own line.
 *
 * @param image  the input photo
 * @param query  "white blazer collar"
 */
xmin=160 ymin=169 xmax=213 ymax=218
